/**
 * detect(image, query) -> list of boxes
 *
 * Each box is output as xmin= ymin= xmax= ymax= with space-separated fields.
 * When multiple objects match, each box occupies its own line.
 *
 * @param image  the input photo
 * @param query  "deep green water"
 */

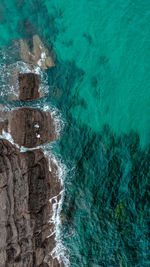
xmin=0 ymin=0 xmax=150 ymax=266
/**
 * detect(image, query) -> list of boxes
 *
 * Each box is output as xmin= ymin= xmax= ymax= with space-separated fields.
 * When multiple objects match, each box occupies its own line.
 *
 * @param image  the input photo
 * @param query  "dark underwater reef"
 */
xmin=59 ymin=123 xmax=150 ymax=266
xmin=39 ymin=37 xmax=150 ymax=266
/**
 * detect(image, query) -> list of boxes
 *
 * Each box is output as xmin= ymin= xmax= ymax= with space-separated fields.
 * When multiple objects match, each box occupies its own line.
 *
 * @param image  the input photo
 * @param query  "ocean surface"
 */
xmin=0 ymin=0 xmax=150 ymax=266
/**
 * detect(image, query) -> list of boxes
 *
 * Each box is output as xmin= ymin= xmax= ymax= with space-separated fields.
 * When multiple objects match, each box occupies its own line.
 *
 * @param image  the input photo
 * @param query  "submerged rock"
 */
xmin=19 ymin=35 xmax=55 ymax=69
xmin=0 ymin=138 xmax=63 ymax=267
xmin=18 ymin=73 xmax=40 ymax=101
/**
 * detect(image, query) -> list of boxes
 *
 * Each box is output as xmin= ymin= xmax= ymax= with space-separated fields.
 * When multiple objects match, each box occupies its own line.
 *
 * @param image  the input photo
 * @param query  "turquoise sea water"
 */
xmin=0 ymin=0 xmax=150 ymax=266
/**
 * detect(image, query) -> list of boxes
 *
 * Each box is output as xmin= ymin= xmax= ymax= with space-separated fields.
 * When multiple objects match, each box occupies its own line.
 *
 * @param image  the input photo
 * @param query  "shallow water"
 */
xmin=0 ymin=0 xmax=150 ymax=266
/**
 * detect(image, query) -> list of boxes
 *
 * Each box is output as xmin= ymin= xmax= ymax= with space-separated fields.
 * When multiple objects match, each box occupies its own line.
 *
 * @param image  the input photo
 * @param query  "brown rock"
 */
xmin=18 ymin=73 xmax=40 ymax=101
xmin=10 ymin=107 xmax=58 ymax=148
xmin=0 ymin=110 xmax=9 ymax=135
xmin=0 ymin=108 xmax=58 ymax=148
xmin=0 ymin=119 xmax=8 ymax=135
xmin=0 ymin=138 xmax=62 ymax=266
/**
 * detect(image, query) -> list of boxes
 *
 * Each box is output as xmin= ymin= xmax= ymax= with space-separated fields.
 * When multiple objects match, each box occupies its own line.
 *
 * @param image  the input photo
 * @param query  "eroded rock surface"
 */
xmin=0 ymin=139 xmax=63 ymax=267
xmin=19 ymin=35 xmax=55 ymax=69
xmin=11 ymin=108 xmax=58 ymax=147
xmin=0 ymin=107 xmax=58 ymax=148
xmin=18 ymin=73 xmax=40 ymax=101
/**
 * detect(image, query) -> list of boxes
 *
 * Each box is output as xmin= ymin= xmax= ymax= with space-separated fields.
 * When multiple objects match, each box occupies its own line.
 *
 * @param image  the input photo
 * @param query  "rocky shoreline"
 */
xmin=0 ymin=38 xmax=65 ymax=267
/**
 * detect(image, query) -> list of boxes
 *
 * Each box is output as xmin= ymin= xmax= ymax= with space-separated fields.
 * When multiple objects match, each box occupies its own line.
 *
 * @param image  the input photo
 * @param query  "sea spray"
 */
xmin=0 ymin=129 xmax=19 ymax=149
xmin=43 ymin=104 xmax=65 ymax=138
xmin=45 ymin=150 xmax=70 ymax=267
xmin=0 ymin=61 xmax=49 ymax=99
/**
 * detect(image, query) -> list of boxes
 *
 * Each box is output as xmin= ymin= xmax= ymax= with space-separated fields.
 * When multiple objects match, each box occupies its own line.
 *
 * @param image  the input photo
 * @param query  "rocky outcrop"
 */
xmin=0 ymin=37 xmax=65 ymax=266
xmin=19 ymin=35 xmax=55 ymax=69
xmin=18 ymin=73 xmax=40 ymax=101
xmin=11 ymin=107 xmax=57 ymax=147
xmin=2 ymin=69 xmax=45 ymax=101
xmin=0 ymin=139 xmax=62 ymax=266
xmin=0 ymin=107 xmax=58 ymax=148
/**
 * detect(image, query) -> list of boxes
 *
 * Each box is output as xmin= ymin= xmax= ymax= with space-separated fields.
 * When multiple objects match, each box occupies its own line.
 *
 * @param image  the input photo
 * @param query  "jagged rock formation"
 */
xmin=0 ymin=139 xmax=62 ymax=266
xmin=18 ymin=73 xmax=40 ymax=101
xmin=19 ymin=35 xmax=55 ymax=69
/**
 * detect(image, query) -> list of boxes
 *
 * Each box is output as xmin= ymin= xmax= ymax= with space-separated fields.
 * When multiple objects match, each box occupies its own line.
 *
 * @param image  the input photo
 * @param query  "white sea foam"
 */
xmin=43 ymin=104 xmax=64 ymax=138
xmin=37 ymin=52 xmax=47 ymax=67
xmin=29 ymin=102 xmax=64 ymax=138
xmin=44 ymin=150 xmax=70 ymax=266
xmin=41 ymin=52 xmax=46 ymax=60
xmin=15 ymin=61 xmax=49 ymax=94
xmin=0 ymin=129 xmax=19 ymax=149
xmin=0 ymin=60 xmax=49 ymax=99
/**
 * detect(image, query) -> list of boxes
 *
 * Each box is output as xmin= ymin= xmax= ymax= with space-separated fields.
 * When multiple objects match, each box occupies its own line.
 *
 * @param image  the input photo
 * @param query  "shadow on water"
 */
xmin=58 ymin=122 xmax=150 ymax=266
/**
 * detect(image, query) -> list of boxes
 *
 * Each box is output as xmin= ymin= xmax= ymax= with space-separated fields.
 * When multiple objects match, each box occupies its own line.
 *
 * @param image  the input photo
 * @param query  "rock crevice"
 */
xmin=0 ymin=139 xmax=62 ymax=266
